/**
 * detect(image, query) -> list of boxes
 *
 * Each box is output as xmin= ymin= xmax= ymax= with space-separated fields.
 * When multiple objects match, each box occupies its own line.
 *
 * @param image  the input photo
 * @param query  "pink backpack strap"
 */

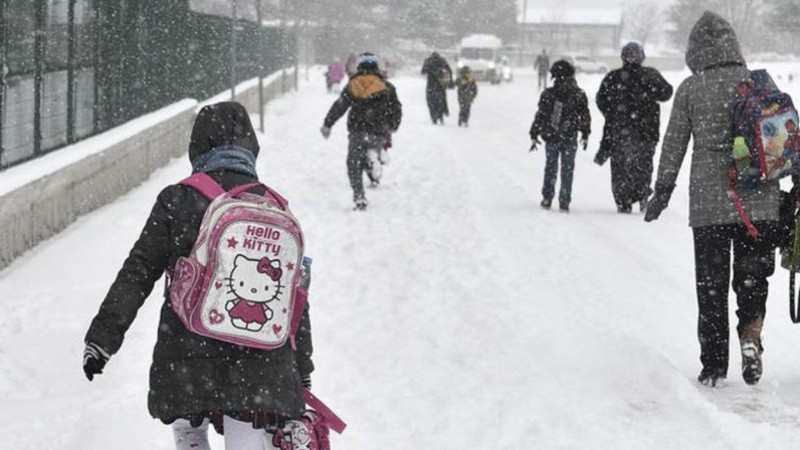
xmin=727 ymin=167 xmax=760 ymax=238
xmin=180 ymin=173 xmax=225 ymax=200
xmin=228 ymin=182 xmax=290 ymax=211
xmin=304 ymin=389 xmax=347 ymax=434
xmin=181 ymin=174 xmax=289 ymax=210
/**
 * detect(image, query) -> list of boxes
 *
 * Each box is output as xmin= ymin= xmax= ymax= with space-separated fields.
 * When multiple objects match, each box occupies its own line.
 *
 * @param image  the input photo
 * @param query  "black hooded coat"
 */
xmin=84 ymin=102 xmax=314 ymax=427
xmin=595 ymin=62 xmax=673 ymax=164
xmin=421 ymin=53 xmax=453 ymax=121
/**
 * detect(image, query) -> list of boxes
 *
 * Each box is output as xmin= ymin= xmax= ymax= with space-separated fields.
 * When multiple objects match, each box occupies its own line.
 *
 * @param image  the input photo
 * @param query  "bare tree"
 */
xmin=667 ymin=0 xmax=768 ymax=52
xmin=715 ymin=0 xmax=767 ymax=51
xmin=623 ymin=1 xmax=662 ymax=48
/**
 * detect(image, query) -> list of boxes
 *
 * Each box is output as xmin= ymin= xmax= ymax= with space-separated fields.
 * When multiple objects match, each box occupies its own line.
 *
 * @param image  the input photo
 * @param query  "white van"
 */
xmin=457 ymin=34 xmax=503 ymax=83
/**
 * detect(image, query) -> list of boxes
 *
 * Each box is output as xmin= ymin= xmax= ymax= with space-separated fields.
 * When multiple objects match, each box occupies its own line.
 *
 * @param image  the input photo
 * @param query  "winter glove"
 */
xmin=83 ymin=342 xmax=110 ymax=381
xmin=580 ymin=135 xmax=588 ymax=151
xmin=384 ymin=133 xmax=392 ymax=150
xmin=644 ymin=182 xmax=676 ymax=222
xmin=529 ymin=138 xmax=541 ymax=152
xmin=302 ymin=374 xmax=312 ymax=390
xmin=791 ymin=175 xmax=800 ymax=203
xmin=593 ymin=153 xmax=604 ymax=166
xmin=320 ymin=126 xmax=331 ymax=139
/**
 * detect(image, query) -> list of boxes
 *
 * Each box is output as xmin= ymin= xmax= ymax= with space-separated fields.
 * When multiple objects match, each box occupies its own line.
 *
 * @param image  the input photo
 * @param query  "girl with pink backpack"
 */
xmin=83 ymin=102 xmax=342 ymax=449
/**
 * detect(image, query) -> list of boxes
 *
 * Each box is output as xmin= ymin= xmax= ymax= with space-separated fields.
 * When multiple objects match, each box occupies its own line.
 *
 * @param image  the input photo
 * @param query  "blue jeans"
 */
xmin=542 ymin=141 xmax=577 ymax=205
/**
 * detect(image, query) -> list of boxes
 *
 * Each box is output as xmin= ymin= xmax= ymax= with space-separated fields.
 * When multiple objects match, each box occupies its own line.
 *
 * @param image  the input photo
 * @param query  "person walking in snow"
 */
xmin=421 ymin=52 xmax=453 ymax=125
xmin=644 ymin=11 xmax=789 ymax=387
xmin=456 ymin=66 xmax=478 ymax=127
xmin=529 ymin=60 xmax=591 ymax=212
xmin=534 ymin=49 xmax=550 ymax=91
xmin=326 ymin=58 xmax=346 ymax=93
xmin=320 ymin=53 xmax=403 ymax=211
xmin=595 ymin=42 xmax=673 ymax=213
xmin=82 ymin=102 xmax=314 ymax=449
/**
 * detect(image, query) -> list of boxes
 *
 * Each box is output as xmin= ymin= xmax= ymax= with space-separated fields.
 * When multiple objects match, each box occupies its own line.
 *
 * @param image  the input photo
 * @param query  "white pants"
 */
xmin=172 ymin=416 xmax=279 ymax=450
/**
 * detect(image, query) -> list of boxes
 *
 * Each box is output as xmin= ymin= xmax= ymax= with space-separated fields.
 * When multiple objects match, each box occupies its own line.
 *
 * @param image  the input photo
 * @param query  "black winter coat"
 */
xmin=456 ymin=72 xmax=478 ymax=106
xmin=421 ymin=54 xmax=453 ymax=92
xmin=323 ymin=69 xmax=402 ymax=136
xmin=530 ymin=78 xmax=591 ymax=143
xmin=85 ymin=102 xmax=313 ymax=426
xmin=596 ymin=63 xmax=673 ymax=153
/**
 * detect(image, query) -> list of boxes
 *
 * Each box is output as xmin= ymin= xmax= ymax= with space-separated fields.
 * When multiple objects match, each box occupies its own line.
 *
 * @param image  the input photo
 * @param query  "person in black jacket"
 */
xmin=421 ymin=52 xmax=453 ymax=125
xmin=529 ymin=60 xmax=591 ymax=212
xmin=321 ymin=52 xmax=403 ymax=211
xmin=83 ymin=102 xmax=314 ymax=449
xmin=595 ymin=42 xmax=673 ymax=213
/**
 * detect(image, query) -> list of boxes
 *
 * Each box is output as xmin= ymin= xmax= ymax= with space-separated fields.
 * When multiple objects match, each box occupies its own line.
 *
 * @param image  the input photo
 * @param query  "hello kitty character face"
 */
xmin=226 ymin=255 xmax=284 ymax=303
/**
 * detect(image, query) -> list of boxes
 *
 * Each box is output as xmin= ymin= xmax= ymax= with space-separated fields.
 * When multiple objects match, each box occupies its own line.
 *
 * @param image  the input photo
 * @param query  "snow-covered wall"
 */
xmin=0 ymin=69 xmax=297 ymax=269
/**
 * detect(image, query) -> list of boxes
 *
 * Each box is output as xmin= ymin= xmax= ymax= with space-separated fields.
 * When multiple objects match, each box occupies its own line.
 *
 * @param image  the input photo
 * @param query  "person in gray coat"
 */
xmin=644 ymin=11 xmax=781 ymax=387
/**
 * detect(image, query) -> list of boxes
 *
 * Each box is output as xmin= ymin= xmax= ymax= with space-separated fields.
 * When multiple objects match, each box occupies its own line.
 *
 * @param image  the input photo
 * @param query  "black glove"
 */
xmin=644 ymin=182 xmax=676 ymax=222
xmin=791 ymin=176 xmax=800 ymax=202
xmin=302 ymin=374 xmax=312 ymax=390
xmin=580 ymin=135 xmax=588 ymax=151
xmin=529 ymin=138 xmax=541 ymax=152
xmin=83 ymin=342 xmax=110 ymax=381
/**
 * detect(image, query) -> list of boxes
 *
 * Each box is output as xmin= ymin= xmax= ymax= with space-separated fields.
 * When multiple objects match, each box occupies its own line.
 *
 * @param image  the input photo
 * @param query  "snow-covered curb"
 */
xmin=0 ymin=68 xmax=297 ymax=269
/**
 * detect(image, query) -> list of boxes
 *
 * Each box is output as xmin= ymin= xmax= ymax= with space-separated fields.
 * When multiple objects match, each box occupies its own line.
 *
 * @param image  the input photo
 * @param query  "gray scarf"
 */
xmin=191 ymin=145 xmax=257 ymax=178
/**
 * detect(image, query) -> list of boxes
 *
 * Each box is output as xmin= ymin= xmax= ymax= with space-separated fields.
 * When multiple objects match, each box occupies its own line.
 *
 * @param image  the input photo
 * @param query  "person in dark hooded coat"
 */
xmin=83 ymin=102 xmax=314 ymax=448
xmin=595 ymin=42 xmax=673 ymax=213
xmin=644 ymin=11 xmax=791 ymax=388
xmin=529 ymin=60 xmax=591 ymax=212
xmin=321 ymin=52 xmax=403 ymax=210
xmin=421 ymin=52 xmax=453 ymax=124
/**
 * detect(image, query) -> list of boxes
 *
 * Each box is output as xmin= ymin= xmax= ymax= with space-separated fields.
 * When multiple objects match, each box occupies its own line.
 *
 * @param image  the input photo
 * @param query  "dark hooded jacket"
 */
xmin=421 ymin=53 xmax=453 ymax=120
xmin=529 ymin=76 xmax=591 ymax=144
xmin=421 ymin=53 xmax=453 ymax=93
xmin=84 ymin=102 xmax=314 ymax=425
xmin=595 ymin=61 xmax=673 ymax=163
xmin=653 ymin=11 xmax=780 ymax=227
xmin=323 ymin=68 xmax=402 ymax=135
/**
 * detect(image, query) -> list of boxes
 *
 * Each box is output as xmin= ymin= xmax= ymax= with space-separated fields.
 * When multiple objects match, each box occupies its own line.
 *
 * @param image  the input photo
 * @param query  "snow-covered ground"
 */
xmin=4 ymin=63 xmax=800 ymax=449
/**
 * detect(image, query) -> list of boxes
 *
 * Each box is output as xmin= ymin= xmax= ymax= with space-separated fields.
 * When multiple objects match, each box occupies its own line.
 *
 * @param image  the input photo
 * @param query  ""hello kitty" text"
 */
xmin=243 ymin=225 xmax=282 ymax=256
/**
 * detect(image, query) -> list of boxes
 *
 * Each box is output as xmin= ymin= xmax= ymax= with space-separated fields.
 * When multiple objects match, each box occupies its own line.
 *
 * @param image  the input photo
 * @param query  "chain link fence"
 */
xmin=0 ymin=0 xmax=295 ymax=170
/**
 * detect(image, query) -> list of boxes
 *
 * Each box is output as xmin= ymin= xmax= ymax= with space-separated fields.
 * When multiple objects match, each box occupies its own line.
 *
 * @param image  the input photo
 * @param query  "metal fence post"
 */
xmin=66 ymin=0 xmax=76 ymax=143
xmin=33 ymin=0 xmax=45 ymax=155
xmin=230 ymin=0 xmax=237 ymax=100
xmin=256 ymin=0 xmax=264 ymax=132
xmin=0 ymin=0 xmax=6 ymax=165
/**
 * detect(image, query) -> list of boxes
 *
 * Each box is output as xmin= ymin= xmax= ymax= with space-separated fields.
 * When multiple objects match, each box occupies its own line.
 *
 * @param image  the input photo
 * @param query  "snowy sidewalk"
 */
xmin=3 ymin=66 xmax=800 ymax=449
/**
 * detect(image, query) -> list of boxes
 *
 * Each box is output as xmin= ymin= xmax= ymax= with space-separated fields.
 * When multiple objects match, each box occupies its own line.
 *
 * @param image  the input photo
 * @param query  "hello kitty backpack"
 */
xmin=168 ymin=172 xmax=307 ymax=350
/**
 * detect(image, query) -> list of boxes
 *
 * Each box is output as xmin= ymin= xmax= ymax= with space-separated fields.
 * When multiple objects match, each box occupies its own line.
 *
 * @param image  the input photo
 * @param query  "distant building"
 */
xmin=518 ymin=8 xmax=622 ymax=56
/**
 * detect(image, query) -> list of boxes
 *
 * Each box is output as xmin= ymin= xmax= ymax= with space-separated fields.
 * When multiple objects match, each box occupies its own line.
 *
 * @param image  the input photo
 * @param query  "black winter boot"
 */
xmin=741 ymin=341 xmax=762 ymax=385
xmin=740 ymin=318 xmax=764 ymax=385
xmin=697 ymin=367 xmax=726 ymax=387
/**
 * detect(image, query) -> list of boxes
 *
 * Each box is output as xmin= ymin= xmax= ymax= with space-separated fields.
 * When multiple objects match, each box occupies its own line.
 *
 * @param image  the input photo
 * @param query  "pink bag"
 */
xmin=168 ymin=173 xmax=307 ymax=350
